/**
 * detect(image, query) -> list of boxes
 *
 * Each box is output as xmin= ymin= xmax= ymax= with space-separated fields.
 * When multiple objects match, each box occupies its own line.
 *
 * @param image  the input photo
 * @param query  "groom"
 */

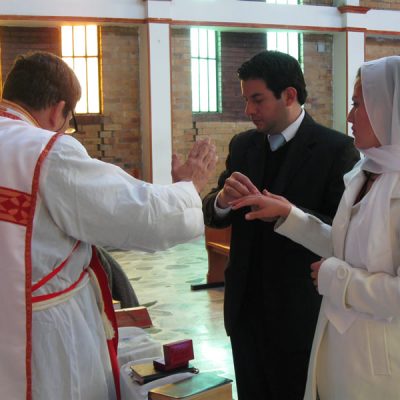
xmin=202 ymin=50 xmax=360 ymax=400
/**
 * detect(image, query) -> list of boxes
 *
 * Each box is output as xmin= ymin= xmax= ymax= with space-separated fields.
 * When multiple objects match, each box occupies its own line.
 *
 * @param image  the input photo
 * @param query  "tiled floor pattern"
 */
xmin=111 ymin=237 xmax=237 ymax=399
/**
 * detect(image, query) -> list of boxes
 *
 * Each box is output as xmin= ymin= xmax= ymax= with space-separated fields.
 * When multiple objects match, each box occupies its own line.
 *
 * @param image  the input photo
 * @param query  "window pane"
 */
xmin=208 ymin=31 xmax=216 ymax=59
xmin=267 ymin=30 xmax=302 ymax=65
xmin=199 ymin=29 xmax=208 ymax=59
xmin=199 ymin=59 xmax=209 ymax=112
xmin=190 ymin=28 xmax=199 ymax=58
xmin=208 ymin=60 xmax=217 ymax=112
xmin=62 ymin=25 xmax=100 ymax=114
xmin=277 ymin=32 xmax=288 ymax=53
xmin=87 ymin=58 xmax=100 ymax=113
xmin=61 ymin=26 xmax=73 ymax=57
xmin=190 ymin=28 xmax=219 ymax=113
xmin=73 ymin=26 xmax=86 ymax=57
xmin=191 ymin=59 xmax=200 ymax=112
xmin=74 ymin=58 xmax=88 ymax=113
xmin=63 ymin=57 xmax=74 ymax=70
xmin=86 ymin=25 xmax=98 ymax=56
xmin=267 ymin=32 xmax=277 ymax=50
xmin=288 ymin=32 xmax=299 ymax=59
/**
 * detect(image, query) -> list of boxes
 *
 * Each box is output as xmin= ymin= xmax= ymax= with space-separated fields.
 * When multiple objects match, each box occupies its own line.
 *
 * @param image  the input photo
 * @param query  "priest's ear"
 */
xmin=282 ymin=87 xmax=298 ymax=106
xmin=48 ymin=100 xmax=67 ymax=131
xmin=28 ymin=100 xmax=66 ymax=132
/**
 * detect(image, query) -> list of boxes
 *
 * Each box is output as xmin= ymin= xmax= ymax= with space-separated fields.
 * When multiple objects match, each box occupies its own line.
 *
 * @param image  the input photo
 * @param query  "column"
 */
xmin=332 ymin=31 xmax=364 ymax=135
xmin=140 ymin=1 xmax=173 ymax=184
xmin=332 ymin=0 xmax=366 ymax=134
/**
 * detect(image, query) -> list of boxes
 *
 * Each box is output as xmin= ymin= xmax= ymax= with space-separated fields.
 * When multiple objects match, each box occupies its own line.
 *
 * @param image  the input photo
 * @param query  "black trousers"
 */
xmin=229 ymin=298 xmax=310 ymax=400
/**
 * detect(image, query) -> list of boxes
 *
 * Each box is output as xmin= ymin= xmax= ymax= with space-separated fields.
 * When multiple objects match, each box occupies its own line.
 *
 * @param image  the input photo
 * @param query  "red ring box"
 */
xmin=153 ymin=339 xmax=194 ymax=371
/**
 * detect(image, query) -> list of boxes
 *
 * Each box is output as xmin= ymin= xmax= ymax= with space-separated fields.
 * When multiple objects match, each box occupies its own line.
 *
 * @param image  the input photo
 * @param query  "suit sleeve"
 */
xmin=275 ymin=206 xmax=333 ymax=258
xmin=299 ymin=136 xmax=360 ymax=223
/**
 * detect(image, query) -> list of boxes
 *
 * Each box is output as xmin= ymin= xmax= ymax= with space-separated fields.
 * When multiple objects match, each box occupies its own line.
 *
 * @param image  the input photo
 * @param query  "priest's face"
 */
xmin=241 ymin=78 xmax=288 ymax=135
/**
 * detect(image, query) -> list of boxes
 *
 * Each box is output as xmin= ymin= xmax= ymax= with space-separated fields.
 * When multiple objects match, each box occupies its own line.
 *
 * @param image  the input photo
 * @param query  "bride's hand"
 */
xmin=230 ymin=190 xmax=292 ymax=222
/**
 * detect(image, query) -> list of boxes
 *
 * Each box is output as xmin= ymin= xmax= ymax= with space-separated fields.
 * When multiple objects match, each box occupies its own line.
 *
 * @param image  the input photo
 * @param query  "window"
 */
xmin=265 ymin=0 xmax=303 ymax=68
xmin=61 ymin=25 xmax=100 ymax=114
xmin=266 ymin=31 xmax=303 ymax=66
xmin=190 ymin=28 xmax=220 ymax=113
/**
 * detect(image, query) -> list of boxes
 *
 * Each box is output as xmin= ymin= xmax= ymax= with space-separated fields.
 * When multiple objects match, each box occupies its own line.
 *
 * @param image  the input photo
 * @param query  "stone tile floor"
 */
xmin=111 ymin=236 xmax=237 ymax=399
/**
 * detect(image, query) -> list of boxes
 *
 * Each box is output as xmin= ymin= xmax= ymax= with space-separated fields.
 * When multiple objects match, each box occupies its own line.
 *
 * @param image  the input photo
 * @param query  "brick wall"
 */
xmin=303 ymin=34 xmax=333 ymax=129
xmin=220 ymin=32 xmax=266 ymax=121
xmin=361 ymin=0 xmax=400 ymax=9
xmin=0 ymin=27 xmax=60 ymax=90
xmin=73 ymin=26 xmax=141 ymax=176
xmin=0 ymin=25 xmax=338 ymax=195
xmin=2 ymin=18 xmax=399 ymax=203
xmin=193 ymin=31 xmax=266 ymax=123
xmin=99 ymin=26 xmax=141 ymax=176
xmin=171 ymin=28 xmax=256 ymax=196
xmin=171 ymin=28 xmax=335 ymax=196
xmin=0 ymin=26 xmax=141 ymax=178
xmin=171 ymin=28 xmax=193 ymax=161
xmin=366 ymin=36 xmax=400 ymax=60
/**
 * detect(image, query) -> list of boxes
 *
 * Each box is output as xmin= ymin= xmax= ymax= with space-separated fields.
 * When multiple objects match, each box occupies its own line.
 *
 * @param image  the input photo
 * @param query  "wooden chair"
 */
xmin=191 ymin=226 xmax=231 ymax=290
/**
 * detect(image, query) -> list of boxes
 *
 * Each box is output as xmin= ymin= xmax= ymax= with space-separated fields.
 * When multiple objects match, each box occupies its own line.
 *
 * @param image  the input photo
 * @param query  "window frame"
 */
xmin=266 ymin=30 xmax=304 ymax=69
xmin=61 ymin=25 xmax=102 ymax=115
xmin=190 ymin=28 xmax=221 ymax=114
xmin=265 ymin=0 xmax=303 ymax=66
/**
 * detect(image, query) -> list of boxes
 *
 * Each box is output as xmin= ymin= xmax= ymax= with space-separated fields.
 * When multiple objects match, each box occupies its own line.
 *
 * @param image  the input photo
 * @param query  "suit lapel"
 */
xmin=270 ymin=113 xmax=314 ymax=194
xmin=246 ymin=131 xmax=266 ymax=190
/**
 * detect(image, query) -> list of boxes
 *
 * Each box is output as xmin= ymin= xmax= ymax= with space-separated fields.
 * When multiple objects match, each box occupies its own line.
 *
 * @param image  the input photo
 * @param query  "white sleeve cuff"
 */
xmin=275 ymin=206 xmax=333 ymax=258
xmin=214 ymin=193 xmax=231 ymax=217
xmin=275 ymin=206 xmax=308 ymax=236
xmin=318 ymin=257 xmax=352 ymax=310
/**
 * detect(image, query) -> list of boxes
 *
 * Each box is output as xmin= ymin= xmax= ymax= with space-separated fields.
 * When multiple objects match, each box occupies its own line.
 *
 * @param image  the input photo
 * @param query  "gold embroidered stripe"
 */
xmin=0 ymin=187 xmax=31 ymax=226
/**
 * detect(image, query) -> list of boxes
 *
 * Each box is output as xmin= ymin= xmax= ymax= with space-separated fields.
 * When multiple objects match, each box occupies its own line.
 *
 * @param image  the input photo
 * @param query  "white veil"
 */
xmin=353 ymin=56 xmax=400 ymax=273
xmin=361 ymin=56 xmax=400 ymax=173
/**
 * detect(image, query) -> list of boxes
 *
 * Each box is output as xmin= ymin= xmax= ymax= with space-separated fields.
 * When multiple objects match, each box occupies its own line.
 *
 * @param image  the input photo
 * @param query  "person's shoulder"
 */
xmin=20 ymin=123 xmax=54 ymax=143
xmin=318 ymin=126 xmax=353 ymax=145
xmin=18 ymin=125 xmax=85 ymax=152
xmin=26 ymin=126 xmax=85 ymax=149
xmin=302 ymin=113 xmax=353 ymax=145
xmin=50 ymin=133 xmax=89 ymax=158
xmin=232 ymin=128 xmax=259 ymax=144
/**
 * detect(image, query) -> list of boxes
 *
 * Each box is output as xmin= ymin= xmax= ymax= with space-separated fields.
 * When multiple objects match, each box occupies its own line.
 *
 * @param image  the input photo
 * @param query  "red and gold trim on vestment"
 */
xmin=24 ymin=132 xmax=63 ymax=400
xmin=0 ymin=103 xmax=62 ymax=400
xmin=0 ymin=187 xmax=31 ymax=226
xmin=0 ymin=100 xmax=40 ymax=127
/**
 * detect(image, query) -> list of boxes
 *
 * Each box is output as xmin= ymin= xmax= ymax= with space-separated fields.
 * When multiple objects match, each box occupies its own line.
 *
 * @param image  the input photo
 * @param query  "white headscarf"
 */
xmin=361 ymin=56 xmax=400 ymax=172
xmin=352 ymin=56 xmax=400 ymax=273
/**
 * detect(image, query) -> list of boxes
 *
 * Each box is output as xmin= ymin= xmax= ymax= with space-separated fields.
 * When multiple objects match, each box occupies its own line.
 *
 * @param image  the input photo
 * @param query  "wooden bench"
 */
xmin=191 ymin=226 xmax=231 ymax=290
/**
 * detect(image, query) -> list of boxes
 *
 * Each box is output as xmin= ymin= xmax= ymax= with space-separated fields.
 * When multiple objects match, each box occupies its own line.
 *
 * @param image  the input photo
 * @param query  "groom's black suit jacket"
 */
xmin=203 ymin=112 xmax=359 ymax=352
